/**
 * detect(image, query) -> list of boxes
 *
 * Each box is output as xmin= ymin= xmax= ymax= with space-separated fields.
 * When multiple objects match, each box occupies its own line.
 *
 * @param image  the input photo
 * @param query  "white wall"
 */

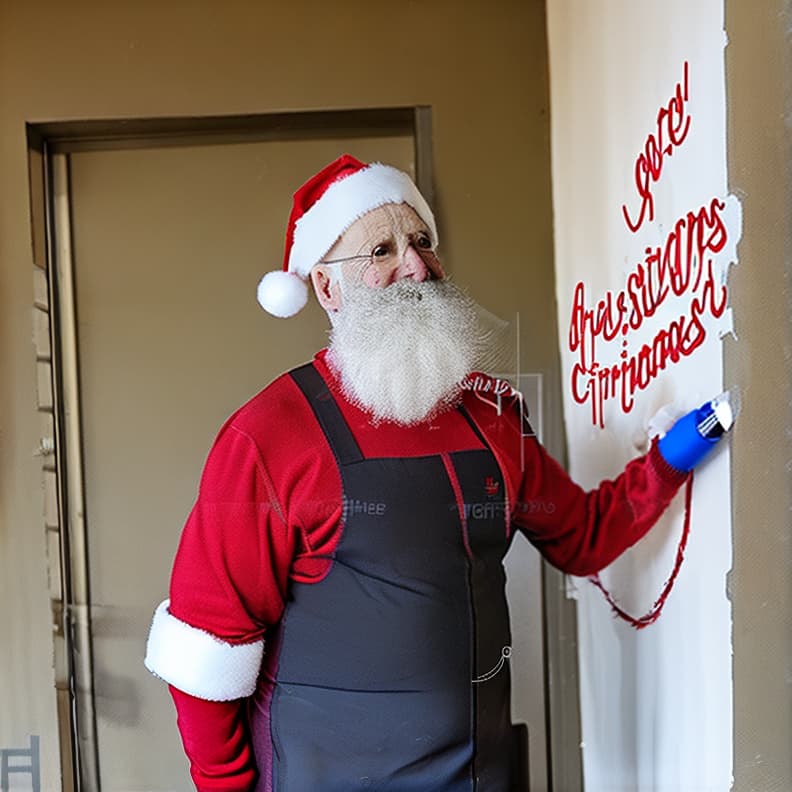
xmin=547 ymin=3 xmax=740 ymax=789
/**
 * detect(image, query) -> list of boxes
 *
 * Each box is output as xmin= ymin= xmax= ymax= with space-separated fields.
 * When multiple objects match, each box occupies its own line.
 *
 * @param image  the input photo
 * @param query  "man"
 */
xmin=145 ymin=155 xmax=714 ymax=791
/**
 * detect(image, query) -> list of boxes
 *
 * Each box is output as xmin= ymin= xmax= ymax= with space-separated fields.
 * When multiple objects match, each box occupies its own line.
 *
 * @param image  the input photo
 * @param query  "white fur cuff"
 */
xmin=144 ymin=600 xmax=264 ymax=701
xmin=289 ymin=163 xmax=438 ymax=278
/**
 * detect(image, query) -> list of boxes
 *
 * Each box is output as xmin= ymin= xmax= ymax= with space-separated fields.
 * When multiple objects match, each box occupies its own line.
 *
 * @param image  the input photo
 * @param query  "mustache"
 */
xmin=333 ymin=278 xmax=482 ymax=339
xmin=333 ymin=278 xmax=516 ymax=375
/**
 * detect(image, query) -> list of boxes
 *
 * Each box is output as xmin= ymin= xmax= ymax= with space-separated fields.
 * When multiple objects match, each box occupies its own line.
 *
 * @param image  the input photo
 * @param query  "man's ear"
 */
xmin=310 ymin=264 xmax=342 ymax=312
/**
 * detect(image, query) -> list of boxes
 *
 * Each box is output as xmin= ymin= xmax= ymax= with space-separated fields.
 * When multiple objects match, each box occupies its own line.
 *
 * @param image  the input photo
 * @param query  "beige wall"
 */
xmin=726 ymin=0 xmax=792 ymax=788
xmin=0 ymin=1 xmax=556 ymax=788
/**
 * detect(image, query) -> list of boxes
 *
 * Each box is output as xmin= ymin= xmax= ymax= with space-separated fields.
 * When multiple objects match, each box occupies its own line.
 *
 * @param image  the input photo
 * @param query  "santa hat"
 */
xmin=257 ymin=154 xmax=438 ymax=318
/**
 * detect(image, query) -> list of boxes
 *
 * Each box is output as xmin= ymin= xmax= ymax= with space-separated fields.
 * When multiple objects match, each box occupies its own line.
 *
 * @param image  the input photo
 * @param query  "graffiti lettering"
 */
xmin=569 ymin=197 xmax=728 ymax=427
xmin=622 ymin=61 xmax=691 ymax=233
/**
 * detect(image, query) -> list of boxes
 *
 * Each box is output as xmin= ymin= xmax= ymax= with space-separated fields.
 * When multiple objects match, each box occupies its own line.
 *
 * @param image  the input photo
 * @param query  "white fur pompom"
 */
xmin=257 ymin=270 xmax=309 ymax=318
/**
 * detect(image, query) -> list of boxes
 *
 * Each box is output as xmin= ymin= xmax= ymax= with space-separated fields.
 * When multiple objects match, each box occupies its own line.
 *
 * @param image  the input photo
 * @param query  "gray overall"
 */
xmin=250 ymin=363 xmax=518 ymax=791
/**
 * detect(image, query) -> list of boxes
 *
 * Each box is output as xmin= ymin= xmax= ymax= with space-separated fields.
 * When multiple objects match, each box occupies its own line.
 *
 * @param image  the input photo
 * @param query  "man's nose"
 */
xmin=394 ymin=244 xmax=430 ymax=283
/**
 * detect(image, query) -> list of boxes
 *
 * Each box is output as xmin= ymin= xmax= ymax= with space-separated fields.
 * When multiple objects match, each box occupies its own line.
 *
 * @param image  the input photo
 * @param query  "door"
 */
xmin=67 ymin=134 xmax=417 ymax=790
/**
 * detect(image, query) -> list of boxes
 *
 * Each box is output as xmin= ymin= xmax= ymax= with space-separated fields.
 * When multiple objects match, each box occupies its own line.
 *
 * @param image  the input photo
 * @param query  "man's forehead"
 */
xmin=330 ymin=203 xmax=428 ymax=255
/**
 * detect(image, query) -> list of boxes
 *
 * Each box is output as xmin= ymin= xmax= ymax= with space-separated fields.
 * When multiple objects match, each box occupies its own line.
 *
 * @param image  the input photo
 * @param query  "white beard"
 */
xmin=327 ymin=279 xmax=487 ymax=425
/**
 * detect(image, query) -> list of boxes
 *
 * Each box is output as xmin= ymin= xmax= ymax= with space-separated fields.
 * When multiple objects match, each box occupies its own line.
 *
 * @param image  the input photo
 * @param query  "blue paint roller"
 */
xmin=658 ymin=390 xmax=738 ymax=472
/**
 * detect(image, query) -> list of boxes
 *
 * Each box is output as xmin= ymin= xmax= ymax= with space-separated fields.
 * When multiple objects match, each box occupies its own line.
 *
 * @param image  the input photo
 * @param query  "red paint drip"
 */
xmin=589 ymin=473 xmax=694 ymax=629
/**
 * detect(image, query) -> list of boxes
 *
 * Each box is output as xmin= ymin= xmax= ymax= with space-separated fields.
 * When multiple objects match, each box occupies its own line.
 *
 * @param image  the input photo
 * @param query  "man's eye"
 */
xmin=372 ymin=244 xmax=390 ymax=258
xmin=415 ymin=234 xmax=433 ymax=249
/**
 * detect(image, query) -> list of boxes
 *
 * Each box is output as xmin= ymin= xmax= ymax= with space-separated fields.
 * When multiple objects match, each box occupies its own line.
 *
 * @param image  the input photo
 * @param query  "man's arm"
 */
xmin=169 ymin=689 xmax=256 ymax=791
xmin=514 ymin=437 xmax=688 ymax=576
xmin=145 ymin=422 xmax=298 ymax=791
xmin=513 ymin=393 xmax=734 ymax=575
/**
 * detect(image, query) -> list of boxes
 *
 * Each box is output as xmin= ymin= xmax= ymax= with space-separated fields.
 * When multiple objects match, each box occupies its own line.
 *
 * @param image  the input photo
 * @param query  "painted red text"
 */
xmin=622 ymin=61 xmax=691 ymax=233
xmin=569 ymin=197 xmax=728 ymax=428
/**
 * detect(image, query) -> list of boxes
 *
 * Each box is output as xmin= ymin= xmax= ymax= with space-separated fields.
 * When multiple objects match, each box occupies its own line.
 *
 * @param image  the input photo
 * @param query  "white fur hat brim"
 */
xmin=289 ymin=163 xmax=437 ymax=279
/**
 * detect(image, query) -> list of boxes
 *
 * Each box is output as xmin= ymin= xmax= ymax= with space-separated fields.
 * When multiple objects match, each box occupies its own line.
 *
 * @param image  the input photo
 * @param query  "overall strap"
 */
xmin=290 ymin=363 xmax=364 ymax=466
xmin=456 ymin=404 xmax=490 ymax=449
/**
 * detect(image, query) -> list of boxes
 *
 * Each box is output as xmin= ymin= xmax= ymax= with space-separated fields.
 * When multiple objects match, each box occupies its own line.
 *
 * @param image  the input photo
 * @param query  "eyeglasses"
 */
xmin=320 ymin=238 xmax=443 ymax=281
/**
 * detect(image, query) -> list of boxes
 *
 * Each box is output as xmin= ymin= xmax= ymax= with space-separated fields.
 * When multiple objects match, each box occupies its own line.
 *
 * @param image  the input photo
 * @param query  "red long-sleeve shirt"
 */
xmin=160 ymin=350 xmax=686 ymax=790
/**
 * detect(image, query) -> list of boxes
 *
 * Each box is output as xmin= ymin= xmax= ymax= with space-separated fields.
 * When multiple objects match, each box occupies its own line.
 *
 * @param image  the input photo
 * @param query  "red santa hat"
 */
xmin=257 ymin=154 xmax=439 ymax=318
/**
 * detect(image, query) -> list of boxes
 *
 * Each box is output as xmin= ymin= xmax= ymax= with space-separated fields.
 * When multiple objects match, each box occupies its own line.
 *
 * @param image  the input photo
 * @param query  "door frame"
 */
xmin=27 ymin=105 xmax=433 ymax=792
